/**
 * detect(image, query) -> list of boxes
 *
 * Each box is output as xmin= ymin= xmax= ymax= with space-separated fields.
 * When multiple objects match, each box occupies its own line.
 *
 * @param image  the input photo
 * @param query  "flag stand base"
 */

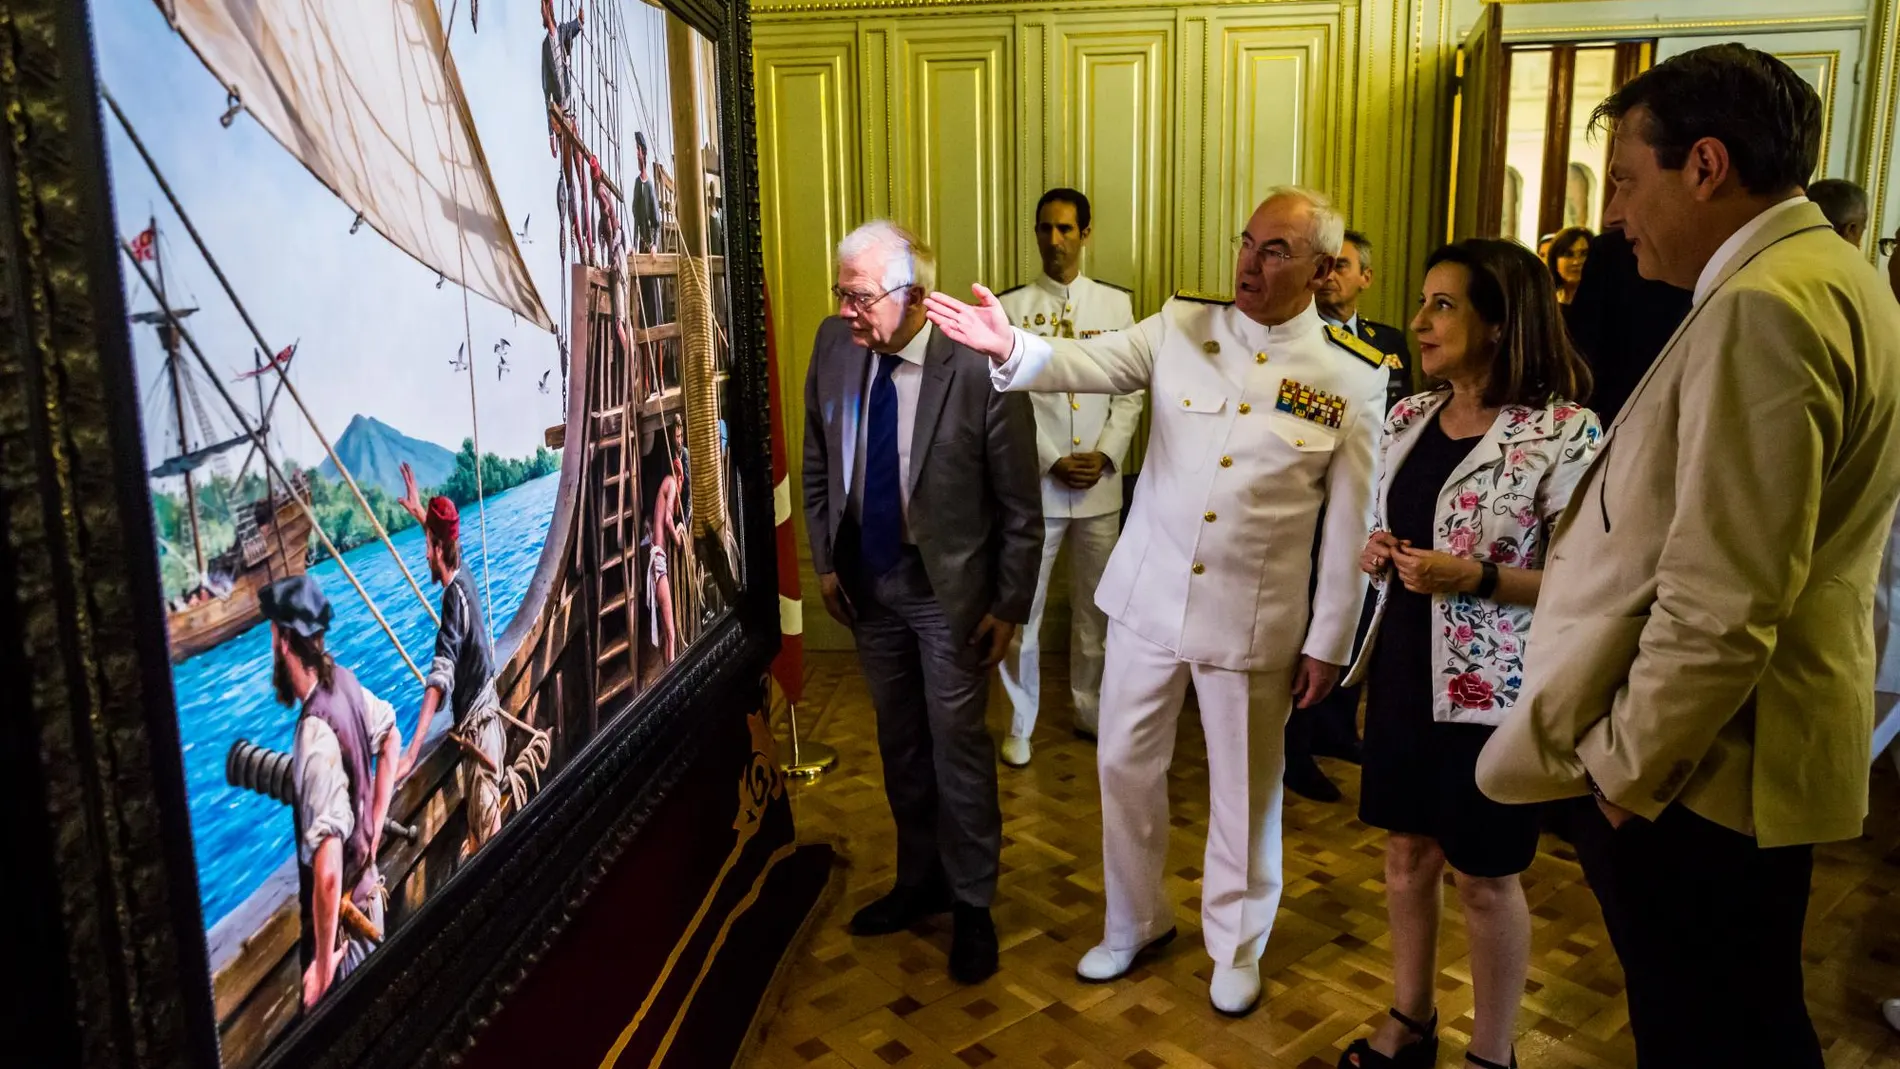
xmin=780 ymin=698 xmax=837 ymax=781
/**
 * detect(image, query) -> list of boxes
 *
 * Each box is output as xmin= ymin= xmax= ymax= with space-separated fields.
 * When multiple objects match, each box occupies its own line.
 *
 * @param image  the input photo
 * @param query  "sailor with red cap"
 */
xmin=397 ymin=464 xmax=506 ymax=856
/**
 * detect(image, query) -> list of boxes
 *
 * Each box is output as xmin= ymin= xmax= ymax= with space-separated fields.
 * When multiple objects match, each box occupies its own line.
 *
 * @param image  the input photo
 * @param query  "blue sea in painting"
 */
xmin=175 ymin=473 xmax=559 ymax=928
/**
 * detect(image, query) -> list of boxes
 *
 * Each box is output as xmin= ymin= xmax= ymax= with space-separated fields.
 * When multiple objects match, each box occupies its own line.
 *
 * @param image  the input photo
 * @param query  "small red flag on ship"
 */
xmin=129 ymin=226 xmax=157 ymax=262
xmin=764 ymin=288 xmax=804 ymax=705
xmin=235 ymin=342 xmax=297 ymax=380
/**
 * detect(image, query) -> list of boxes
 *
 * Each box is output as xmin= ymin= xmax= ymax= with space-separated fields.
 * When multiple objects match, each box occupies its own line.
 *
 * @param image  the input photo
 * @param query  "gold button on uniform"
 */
xmin=1192 ymin=563 xmax=1205 ymax=574
xmin=1204 ymin=511 xmax=1217 ymax=523
xmin=1238 ymin=403 xmax=1252 ymax=414
xmin=1255 ymin=352 xmax=1267 ymax=364
xmin=1072 ymin=437 xmax=1081 ymax=445
xmin=1295 ymin=438 xmax=1306 ymax=447
xmin=1071 ymin=401 xmax=1080 ymax=410
xmin=1219 ymin=455 xmax=1233 ymax=467
xmin=1182 ymin=398 xmax=1192 ymax=407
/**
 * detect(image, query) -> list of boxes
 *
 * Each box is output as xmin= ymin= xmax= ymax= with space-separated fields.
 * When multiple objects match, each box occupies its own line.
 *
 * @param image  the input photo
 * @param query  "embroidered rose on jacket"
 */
xmin=1456 ymin=489 xmax=1481 ymax=512
xmin=1447 ymin=527 xmax=1479 ymax=556
xmin=1509 ymin=447 xmax=1528 ymax=467
xmin=1552 ymin=404 xmax=1579 ymax=422
xmin=1487 ymin=537 xmax=1521 ymax=565
xmin=1454 ymin=623 xmax=1475 ymax=645
xmin=1447 ymin=673 xmax=1496 ymax=710
xmin=1517 ymin=506 xmax=1538 ymax=529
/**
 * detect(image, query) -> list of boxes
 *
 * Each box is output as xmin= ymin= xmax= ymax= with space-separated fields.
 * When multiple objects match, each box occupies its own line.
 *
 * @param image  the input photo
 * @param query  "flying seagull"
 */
xmin=516 ymin=214 xmax=532 ymax=244
xmin=537 ymin=370 xmax=551 ymax=394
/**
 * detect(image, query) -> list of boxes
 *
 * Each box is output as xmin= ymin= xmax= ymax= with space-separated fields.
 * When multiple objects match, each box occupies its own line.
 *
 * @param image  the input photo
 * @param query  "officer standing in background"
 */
xmin=927 ymin=187 xmax=1387 ymax=1017
xmin=1286 ymin=228 xmax=1410 ymax=801
xmin=994 ymin=188 xmax=1144 ymax=768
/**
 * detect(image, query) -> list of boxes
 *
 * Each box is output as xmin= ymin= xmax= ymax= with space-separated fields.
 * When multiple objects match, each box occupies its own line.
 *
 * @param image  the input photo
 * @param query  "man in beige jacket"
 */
xmin=1476 ymin=45 xmax=1900 ymax=1067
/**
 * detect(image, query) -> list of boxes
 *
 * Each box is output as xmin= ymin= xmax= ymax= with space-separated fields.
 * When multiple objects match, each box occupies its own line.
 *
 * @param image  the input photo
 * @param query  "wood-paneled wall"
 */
xmin=755 ymin=0 xmax=1427 ymax=647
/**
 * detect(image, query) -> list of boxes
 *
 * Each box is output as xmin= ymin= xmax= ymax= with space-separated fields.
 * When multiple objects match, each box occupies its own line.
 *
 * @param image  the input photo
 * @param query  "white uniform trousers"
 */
xmin=1097 ymin=619 xmax=1293 ymax=967
xmin=999 ymin=512 xmax=1119 ymax=739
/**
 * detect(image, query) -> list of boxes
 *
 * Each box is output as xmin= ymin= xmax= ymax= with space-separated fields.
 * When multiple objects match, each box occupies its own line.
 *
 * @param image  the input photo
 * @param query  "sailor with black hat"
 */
xmin=262 ymin=573 xmax=403 ymax=1009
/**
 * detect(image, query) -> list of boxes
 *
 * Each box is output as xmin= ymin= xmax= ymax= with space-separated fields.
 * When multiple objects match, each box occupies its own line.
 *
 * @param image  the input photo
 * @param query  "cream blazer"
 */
xmin=1476 ymin=201 xmax=1900 ymax=847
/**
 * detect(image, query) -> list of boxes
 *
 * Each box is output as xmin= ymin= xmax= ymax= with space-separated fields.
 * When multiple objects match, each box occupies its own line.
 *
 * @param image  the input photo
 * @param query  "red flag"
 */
xmin=764 ymin=289 xmax=804 ymax=704
xmin=234 ymin=343 xmax=296 ymax=381
xmin=129 ymin=226 xmax=156 ymax=262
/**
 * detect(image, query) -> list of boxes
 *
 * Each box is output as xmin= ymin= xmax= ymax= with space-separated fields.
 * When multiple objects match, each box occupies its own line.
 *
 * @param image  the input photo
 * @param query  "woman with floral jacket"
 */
xmin=1339 ymin=239 xmax=1599 ymax=1069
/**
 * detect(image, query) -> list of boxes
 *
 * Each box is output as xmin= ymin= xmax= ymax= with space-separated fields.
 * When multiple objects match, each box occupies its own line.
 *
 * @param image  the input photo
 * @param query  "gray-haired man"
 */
xmin=927 ymin=188 xmax=1387 ymax=1015
xmin=802 ymin=220 xmax=1043 ymax=984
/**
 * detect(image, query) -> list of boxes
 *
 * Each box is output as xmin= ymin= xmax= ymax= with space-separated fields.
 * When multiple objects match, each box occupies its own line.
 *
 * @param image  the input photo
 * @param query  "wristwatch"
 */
xmin=1473 ymin=560 xmax=1500 ymax=599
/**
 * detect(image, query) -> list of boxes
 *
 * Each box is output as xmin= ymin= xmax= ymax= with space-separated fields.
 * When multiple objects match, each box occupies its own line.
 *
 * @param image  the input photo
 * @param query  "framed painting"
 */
xmin=0 ymin=0 xmax=779 ymax=1063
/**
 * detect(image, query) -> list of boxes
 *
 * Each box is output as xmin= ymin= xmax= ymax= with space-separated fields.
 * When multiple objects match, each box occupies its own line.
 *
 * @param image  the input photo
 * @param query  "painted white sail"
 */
xmin=164 ymin=0 xmax=553 ymax=330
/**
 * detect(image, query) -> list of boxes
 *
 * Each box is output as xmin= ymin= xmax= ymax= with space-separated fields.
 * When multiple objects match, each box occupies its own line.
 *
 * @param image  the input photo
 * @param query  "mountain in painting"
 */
xmin=316 ymin=414 xmax=458 ymax=496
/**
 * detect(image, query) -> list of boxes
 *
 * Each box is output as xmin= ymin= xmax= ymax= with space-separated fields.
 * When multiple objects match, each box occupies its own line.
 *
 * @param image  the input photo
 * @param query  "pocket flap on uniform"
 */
xmin=1174 ymin=391 xmax=1227 ymax=415
xmin=1267 ymin=416 xmax=1337 ymax=452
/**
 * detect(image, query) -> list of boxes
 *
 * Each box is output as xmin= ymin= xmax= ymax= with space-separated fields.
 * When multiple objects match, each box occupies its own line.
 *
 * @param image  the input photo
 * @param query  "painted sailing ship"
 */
xmin=103 ymin=0 xmax=740 ymax=1064
xmin=137 ymin=219 xmax=315 ymax=662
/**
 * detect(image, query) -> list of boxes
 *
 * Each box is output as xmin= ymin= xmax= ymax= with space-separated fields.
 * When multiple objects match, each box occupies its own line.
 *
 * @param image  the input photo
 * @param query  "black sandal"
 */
xmin=1337 ymin=1007 xmax=1438 ymax=1068
xmin=1464 ymin=1050 xmax=1517 ymax=1069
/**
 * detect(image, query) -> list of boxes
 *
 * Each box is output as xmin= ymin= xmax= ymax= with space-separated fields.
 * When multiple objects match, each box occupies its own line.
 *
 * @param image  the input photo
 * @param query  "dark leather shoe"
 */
xmin=949 ymin=904 xmax=999 ymax=984
xmin=849 ymin=882 xmax=953 ymax=936
xmin=1284 ymin=754 xmax=1343 ymax=803
xmin=1313 ymin=736 xmax=1363 ymax=765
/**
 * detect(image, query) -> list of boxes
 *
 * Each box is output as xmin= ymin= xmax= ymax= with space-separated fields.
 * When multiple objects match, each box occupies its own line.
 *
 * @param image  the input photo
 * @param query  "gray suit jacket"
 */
xmin=802 ymin=316 xmax=1043 ymax=645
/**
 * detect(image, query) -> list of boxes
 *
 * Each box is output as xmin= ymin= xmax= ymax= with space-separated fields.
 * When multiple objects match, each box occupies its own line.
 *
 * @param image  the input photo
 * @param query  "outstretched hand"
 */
xmin=397 ymin=461 xmax=426 ymax=524
xmin=924 ymin=284 xmax=1016 ymax=364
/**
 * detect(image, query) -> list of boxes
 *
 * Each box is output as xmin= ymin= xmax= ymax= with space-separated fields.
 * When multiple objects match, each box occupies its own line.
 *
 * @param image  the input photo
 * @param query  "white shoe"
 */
xmin=1000 ymin=735 xmax=1032 ymax=768
xmin=1074 ymin=928 xmax=1177 ymax=983
xmin=1210 ymin=962 xmax=1261 ymax=1017
xmin=1882 ymin=998 xmax=1900 ymax=1035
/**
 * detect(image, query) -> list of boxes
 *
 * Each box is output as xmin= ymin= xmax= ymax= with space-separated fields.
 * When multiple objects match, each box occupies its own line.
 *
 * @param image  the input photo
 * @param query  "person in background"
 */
xmin=802 ymin=220 xmax=1042 ymax=985
xmin=1877 ymin=218 xmax=1900 ymax=1040
xmin=1535 ymin=233 xmax=1556 ymax=261
xmin=1340 ymin=239 xmax=1598 ymax=1069
xmin=994 ymin=187 xmax=1143 ymax=768
xmin=1287 ymin=228 xmax=1411 ymax=802
xmin=1561 ymin=227 xmax=1690 ymax=425
xmin=927 ymin=187 xmax=1389 ymax=1018
xmin=1542 ymin=227 xmax=1591 ymax=305
xmin=1807 ymin=177 xmax=1869 ymax=247
xmin=1476 ymin=45 xmax=1900 ymax=1067
xmin=264 ymin=575 xmax=403 ymax=1010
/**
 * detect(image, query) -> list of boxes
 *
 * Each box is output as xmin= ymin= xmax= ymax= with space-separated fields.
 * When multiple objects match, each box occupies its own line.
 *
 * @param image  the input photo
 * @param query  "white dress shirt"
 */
xmin=848 ymin=320 xmax=932 ymax=538
xmin=1693 ymin=196 xmax=1810 ymax=304
xmin=996 ymin=274 xmax=1143 ymax=518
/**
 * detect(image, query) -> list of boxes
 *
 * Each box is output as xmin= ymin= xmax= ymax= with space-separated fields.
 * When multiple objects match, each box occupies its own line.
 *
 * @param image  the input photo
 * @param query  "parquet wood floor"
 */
xmin=749 ymin=653 xmax=1900 ymax=1068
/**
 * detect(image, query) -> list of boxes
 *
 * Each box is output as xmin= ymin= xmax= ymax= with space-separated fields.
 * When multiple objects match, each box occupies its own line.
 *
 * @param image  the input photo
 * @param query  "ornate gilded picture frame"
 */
xmin=0 ymin=0 xmax=777 ymax=1062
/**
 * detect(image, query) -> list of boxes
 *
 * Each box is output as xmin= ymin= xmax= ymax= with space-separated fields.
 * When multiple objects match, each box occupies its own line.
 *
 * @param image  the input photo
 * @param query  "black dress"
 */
xmin=1358 ymin=413 xmax=1543 ymax=878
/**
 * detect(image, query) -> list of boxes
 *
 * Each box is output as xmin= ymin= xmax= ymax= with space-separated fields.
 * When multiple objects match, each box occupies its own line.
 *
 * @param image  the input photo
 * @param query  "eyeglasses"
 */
xmin=831 ymin=284 xmax=904 ymax=311
xmin=1231 ymin=233 xmax=1306 ymax=266
xmin=1880 ymin=237 xmax=1897 ymax=258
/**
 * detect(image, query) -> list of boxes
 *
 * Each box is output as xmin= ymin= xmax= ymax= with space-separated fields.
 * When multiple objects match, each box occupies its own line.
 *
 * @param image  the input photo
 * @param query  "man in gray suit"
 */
xmin=802 ymin=220 xmax=1042 ymax=984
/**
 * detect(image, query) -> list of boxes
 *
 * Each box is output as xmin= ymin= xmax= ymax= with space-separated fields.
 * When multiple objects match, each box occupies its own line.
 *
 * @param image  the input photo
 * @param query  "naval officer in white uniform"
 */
xmin=994 ymin=187 xmax=1144 ymax=768
xmin=926 ymin=187 xmax=1389 ymax=1016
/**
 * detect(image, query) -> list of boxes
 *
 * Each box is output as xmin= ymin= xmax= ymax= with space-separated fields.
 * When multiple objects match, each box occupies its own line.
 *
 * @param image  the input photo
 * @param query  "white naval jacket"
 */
xmin=996 ymin=274 xmax=1145 ymax=518
xmin=992 ymin=296 xmax=1389 ymax=672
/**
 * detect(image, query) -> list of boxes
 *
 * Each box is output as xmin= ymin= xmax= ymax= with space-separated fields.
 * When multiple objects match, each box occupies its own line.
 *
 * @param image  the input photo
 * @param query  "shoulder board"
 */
xmin=1172 ymin=289 xmax=1233 ymax=305
xmin=994 ymin=284 xmax=1027 ymax=297
xmin=1324 ymin=323 xmax=1386 ymax=368
xmin=1096 ymin=279 xmax=1132 ymax=294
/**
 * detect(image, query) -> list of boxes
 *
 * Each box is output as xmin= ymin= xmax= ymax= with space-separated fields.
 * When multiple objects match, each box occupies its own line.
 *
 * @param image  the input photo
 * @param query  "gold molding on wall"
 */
xmin=1500 ymin=14 xmax=1865 ymax=39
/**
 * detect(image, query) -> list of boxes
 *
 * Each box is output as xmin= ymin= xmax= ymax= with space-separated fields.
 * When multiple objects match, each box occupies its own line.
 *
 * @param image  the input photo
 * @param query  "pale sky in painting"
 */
xmin=92 ymin=0 xmax=686 ymax=474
